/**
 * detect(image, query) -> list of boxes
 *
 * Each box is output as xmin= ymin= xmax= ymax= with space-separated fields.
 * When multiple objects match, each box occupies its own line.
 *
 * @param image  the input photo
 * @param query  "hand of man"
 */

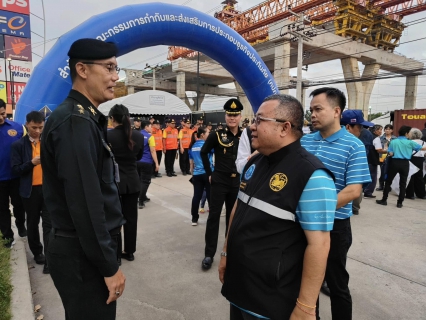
xmin=289 ymin=304 xmax=315 ymax=320
xmin=180 ymin=148 xmax=184 ymax=154
xmin=209 ymin=176 xmax=211 ymax=184
xmin=104 ymin=269 xmax=126 ymax=304
xmin=31 ymin=156 xmax=41 ymax=166
xmin=163 ymin=148 xmax=166 ymax=154
xmin=218 ymin=256 xmax=227 ymax=284
xmin=155 ymin=164 xmax=159 ymax=172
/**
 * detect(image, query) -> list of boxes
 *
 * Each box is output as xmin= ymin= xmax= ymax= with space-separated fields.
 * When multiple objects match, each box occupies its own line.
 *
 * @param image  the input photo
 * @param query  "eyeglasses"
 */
xmin=255 ymin=114 xmax=293 ymax=127
xmin=81 ymin=62 xmax=120 ymax=74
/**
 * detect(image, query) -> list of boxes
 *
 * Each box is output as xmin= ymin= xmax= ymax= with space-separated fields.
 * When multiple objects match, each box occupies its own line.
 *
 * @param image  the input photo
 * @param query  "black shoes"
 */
xmin=182 ymin=172 xmax=187 ymax=176
xmin=4 ymin=238 xmax=15 ymax=249
xmin=43 ymin=264 xmax=50 ymax=274
xmin=17 ymin=225 xmax=27 ymax=237
xmin=397 ymin=202 xmax=403 ymax=208
xmin=144 ymin=198 xmax=150 ymax=203
xmin=202 ymin=257 xmax=213 ymax=270
xmin=376 ymin=199 xmax=387 ymax=206
xmin=34 ymin=253 xmax=46 ymax=265
xmin=320 ymin=281 xmax=330 ymax=296
xmin=406 ymin=196 xmax=415 ymax=200
xmin=364 ymin=194 xmax=376 ymax=198
xmin=167 ymin=173 xmax=172 ymax=177
xmin=376 ymin=187 xmax=384 ymax=191
xmin=121 ymin=252 xmax=135 ymax=261
xmin=138 ymin=202 xmax=145 ymax=209
xmin=171 ymin=172 xmax=177 ymax=177
xmin=353 ymin=211 xmax=359 ymax=215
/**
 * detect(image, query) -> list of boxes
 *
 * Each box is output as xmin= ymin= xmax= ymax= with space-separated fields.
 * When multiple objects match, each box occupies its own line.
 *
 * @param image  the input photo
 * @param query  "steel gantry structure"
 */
xmin=168 ymin=0 xmax=426 ymax=60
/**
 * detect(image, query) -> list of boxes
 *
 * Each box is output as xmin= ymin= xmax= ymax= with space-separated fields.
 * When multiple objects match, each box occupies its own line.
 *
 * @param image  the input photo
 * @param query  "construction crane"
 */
xmin=168 ymin=0 xmax=426 ymax=60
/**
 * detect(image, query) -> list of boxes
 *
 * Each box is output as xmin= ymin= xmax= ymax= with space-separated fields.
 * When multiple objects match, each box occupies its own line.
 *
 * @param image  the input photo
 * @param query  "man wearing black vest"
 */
xmin=219 ymin=94 xmax=337 ymax=320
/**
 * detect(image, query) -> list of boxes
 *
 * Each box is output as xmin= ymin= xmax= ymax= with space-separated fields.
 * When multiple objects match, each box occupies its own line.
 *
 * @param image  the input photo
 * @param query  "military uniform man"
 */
xmin=241 ymin=117 xmax=250 ymax=129
xmin=216 ymin=122 xmax=224 ymax=131
xmin=200 ymin=98 xmax=243 ymax=270
xmin=41 ymin=39 xmax=126 ymax=319
xmin=132 ymin=116 xmax=142 ymax=131
xmin=206 ymin=122 xmax=213 ymax=132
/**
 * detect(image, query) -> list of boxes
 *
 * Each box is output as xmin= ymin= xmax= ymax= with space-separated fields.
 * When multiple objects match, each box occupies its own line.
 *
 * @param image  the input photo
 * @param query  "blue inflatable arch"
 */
xmin=15 ymin=2 xmax=278 ymax=123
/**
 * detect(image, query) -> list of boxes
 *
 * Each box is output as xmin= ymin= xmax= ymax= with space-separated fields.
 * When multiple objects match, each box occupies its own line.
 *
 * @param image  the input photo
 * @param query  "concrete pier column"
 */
xmin=341 ymin=57 xmax=363 ymax=110
xmin=361 ymin=63 xmax=381 ymax=116
xmin=127 ymin=86 xmax=135 ymax=95
xmin=274 ymin=41 xmax=290 ymax=94
xmin=176 ymin=72 xmax=186 ymax=100
xmin=341 ymin=58 xmax=380 ymax=116
xmin=234 ymin=81 xmax=254 ymax=121
xmin=404 ymin=76 xmax=418 ymax=110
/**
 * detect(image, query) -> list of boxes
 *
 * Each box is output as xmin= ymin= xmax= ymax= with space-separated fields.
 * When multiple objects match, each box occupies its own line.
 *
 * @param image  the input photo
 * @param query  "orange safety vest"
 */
xmin=152 ymin=129 xmax=163 ymax=151
xmin=180 ymin=129 xmax=193 ymax=149
xmin=164 ymin=128 xmax=178 ymax=150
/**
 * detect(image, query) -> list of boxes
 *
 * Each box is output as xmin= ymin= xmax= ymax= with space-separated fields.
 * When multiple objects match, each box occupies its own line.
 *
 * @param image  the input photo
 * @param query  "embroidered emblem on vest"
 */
xmin=245 ymin=164 xmax=255 ymax=180
xmin=7 ymin=129 xmax=17 ymax=137
xmin=269 ymin=173 xmax=288 ymax=192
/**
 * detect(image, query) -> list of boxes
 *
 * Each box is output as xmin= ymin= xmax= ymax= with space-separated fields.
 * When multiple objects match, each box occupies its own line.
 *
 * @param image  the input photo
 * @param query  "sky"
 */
xmin=28 ymin=0 xmax=426 ymax=113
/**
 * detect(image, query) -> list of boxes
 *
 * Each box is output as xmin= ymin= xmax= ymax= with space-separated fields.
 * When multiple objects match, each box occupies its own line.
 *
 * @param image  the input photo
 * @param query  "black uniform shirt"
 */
xmin=200 ymin=126 xmax=242 ymax=176
xmin=41 ymin=89 xmax=125 ymax=277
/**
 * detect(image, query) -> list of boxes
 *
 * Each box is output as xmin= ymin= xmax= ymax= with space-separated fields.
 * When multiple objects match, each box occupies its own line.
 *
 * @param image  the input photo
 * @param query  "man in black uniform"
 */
xmin=200 ymin=98 xmax=242 ymax=270
xmin=133 ymin=116 xmax=142 ymax=131
xmin=41 ymin=39 xmax=126 ymax=320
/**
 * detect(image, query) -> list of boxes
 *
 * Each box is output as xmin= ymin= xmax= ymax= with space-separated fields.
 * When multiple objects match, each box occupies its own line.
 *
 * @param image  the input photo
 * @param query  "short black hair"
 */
xmin=384 ymin=124 xmax=393 ymax=130
xmin=310 ymin=87 xmax=346 ymax=113
xmin=69 ymin=59 xmax=79 ymax=82
xmin=263 ymin=94 xmax=304 ymax=139
xmin=398 ymin=125 xmax=412 ymax=136
xmin=140 ymin=120 xmax=151 ymax=130
xmin=0 ymin=99 xmax=5 ymax=109
xmin=26 ymin=111 xmax=45 ymax=123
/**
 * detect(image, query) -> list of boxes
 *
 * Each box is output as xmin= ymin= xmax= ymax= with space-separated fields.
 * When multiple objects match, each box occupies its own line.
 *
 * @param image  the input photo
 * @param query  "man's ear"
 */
xmin=75 ymin=62 xmax=88 ymax=80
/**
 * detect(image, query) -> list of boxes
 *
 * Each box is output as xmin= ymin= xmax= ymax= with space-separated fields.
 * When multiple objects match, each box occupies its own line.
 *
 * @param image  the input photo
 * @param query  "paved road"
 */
xmin=26 ymin=171 xmax=426 ymax=319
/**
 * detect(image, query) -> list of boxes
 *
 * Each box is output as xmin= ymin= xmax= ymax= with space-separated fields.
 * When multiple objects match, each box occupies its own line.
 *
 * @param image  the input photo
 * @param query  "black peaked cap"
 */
xmin=68 ymin=38 xmax=118 ymax=60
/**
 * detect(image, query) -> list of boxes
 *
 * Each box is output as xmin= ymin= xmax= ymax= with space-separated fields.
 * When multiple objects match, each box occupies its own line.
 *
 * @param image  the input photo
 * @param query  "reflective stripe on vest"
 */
xmin=238 ymin=191 xmax=295 ymax=222
xmin=164 ymin=129 xmax=178 ymax=149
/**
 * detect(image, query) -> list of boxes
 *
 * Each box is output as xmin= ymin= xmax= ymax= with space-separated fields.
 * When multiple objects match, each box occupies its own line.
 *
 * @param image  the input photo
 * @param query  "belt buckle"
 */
xmin=231 ymin=173 xmax=237 ymax=178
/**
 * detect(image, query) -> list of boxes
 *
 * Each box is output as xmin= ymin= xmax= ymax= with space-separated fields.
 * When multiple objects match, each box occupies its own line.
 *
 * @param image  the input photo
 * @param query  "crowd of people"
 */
xmin=1 ymin=37 xmax=426 ymax=320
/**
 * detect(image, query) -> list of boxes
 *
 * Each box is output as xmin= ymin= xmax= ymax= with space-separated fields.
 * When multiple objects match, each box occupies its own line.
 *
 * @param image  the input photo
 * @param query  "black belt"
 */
xmin=53 ymin=226 xmax=121 ymax=238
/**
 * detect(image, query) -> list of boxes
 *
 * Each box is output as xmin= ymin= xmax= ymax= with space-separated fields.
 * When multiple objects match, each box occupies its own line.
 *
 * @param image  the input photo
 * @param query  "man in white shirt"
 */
xmin=235 ymin=127 xmax=258 ymax=174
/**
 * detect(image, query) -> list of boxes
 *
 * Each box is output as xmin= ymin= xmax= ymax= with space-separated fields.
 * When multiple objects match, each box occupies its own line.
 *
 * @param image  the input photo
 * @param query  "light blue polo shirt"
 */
xmin=301 ymin=127 xmax=371 ymax=219
xmin=388 ymin=137 xmax=421 ymax=159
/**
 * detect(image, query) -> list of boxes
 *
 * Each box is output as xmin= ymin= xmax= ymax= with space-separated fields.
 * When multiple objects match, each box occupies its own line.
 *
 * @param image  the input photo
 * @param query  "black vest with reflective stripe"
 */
xmin=221 ymin=140 xmax=331 ymax=320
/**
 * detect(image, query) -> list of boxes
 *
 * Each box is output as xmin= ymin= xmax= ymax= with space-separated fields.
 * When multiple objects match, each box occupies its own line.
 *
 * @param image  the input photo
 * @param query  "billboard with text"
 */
xmin=5 ymin=35 xmax=30 ymax=60
xmin=0 ymin=0 xmax=30 ymax=15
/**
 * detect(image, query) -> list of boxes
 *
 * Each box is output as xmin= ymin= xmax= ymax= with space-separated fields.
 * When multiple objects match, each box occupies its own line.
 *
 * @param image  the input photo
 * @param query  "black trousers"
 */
xmin=230 ymin=304 xmax=264 ymax=320
xmin=22 ymin=186 xmax=51 ymax=257
xmin=383 ymin=158 xmax=409 ymax=203
xmin=179 ymin=148 xmax=190 ymax=173
xmin=191 ymin=174 xmax=211 ymax=223
xmin=165 ymin=149 xmax=177 ymax=174
xmin=121 ymin=192 xmax=139 ymax=254
xmin=0 ymin=178 xmax=25 ymax=240
xmin=137 ymin=162 xmax=152 ymax=202
xmin=406 ymin=157 xmax=425 ymax=198
xmin=152 ymin=150 xmax=163 ymax=175
xmin=47 ymin=233 xmax=118 ymax=320
xmin=320 ymin=218 xmax=352 ymax=320
xmin=205 ymin=171 xmax=239 ymax=257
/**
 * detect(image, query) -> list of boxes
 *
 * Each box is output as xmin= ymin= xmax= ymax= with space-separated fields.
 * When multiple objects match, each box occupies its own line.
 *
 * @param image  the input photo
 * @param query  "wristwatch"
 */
xmin=220 ymin=251 xmax=227 ymax=257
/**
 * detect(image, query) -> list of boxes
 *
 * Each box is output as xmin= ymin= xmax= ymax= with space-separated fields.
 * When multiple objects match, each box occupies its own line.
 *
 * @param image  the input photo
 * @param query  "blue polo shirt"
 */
xmin=189 ymin=140 xmax=213 ymax=175
xmin=0 ymin=119 xmax=25 ymax=181
xmin=301 ymin=127 xmax=371 ymax=219
xmin=388 ymin=136 xmax=421 ymax=159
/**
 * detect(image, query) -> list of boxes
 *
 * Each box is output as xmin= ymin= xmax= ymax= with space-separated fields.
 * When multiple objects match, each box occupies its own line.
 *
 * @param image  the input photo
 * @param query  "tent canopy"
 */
xmin=98 ymin=90 xmax=191 ymax=115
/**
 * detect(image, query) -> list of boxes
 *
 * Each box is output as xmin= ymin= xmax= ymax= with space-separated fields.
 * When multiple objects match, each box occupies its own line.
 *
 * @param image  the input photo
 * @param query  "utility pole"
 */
xmin=145 ymin=64 xmax=163 ymax=90
xmin=286 ymin=7 xmax=314 ymax=103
